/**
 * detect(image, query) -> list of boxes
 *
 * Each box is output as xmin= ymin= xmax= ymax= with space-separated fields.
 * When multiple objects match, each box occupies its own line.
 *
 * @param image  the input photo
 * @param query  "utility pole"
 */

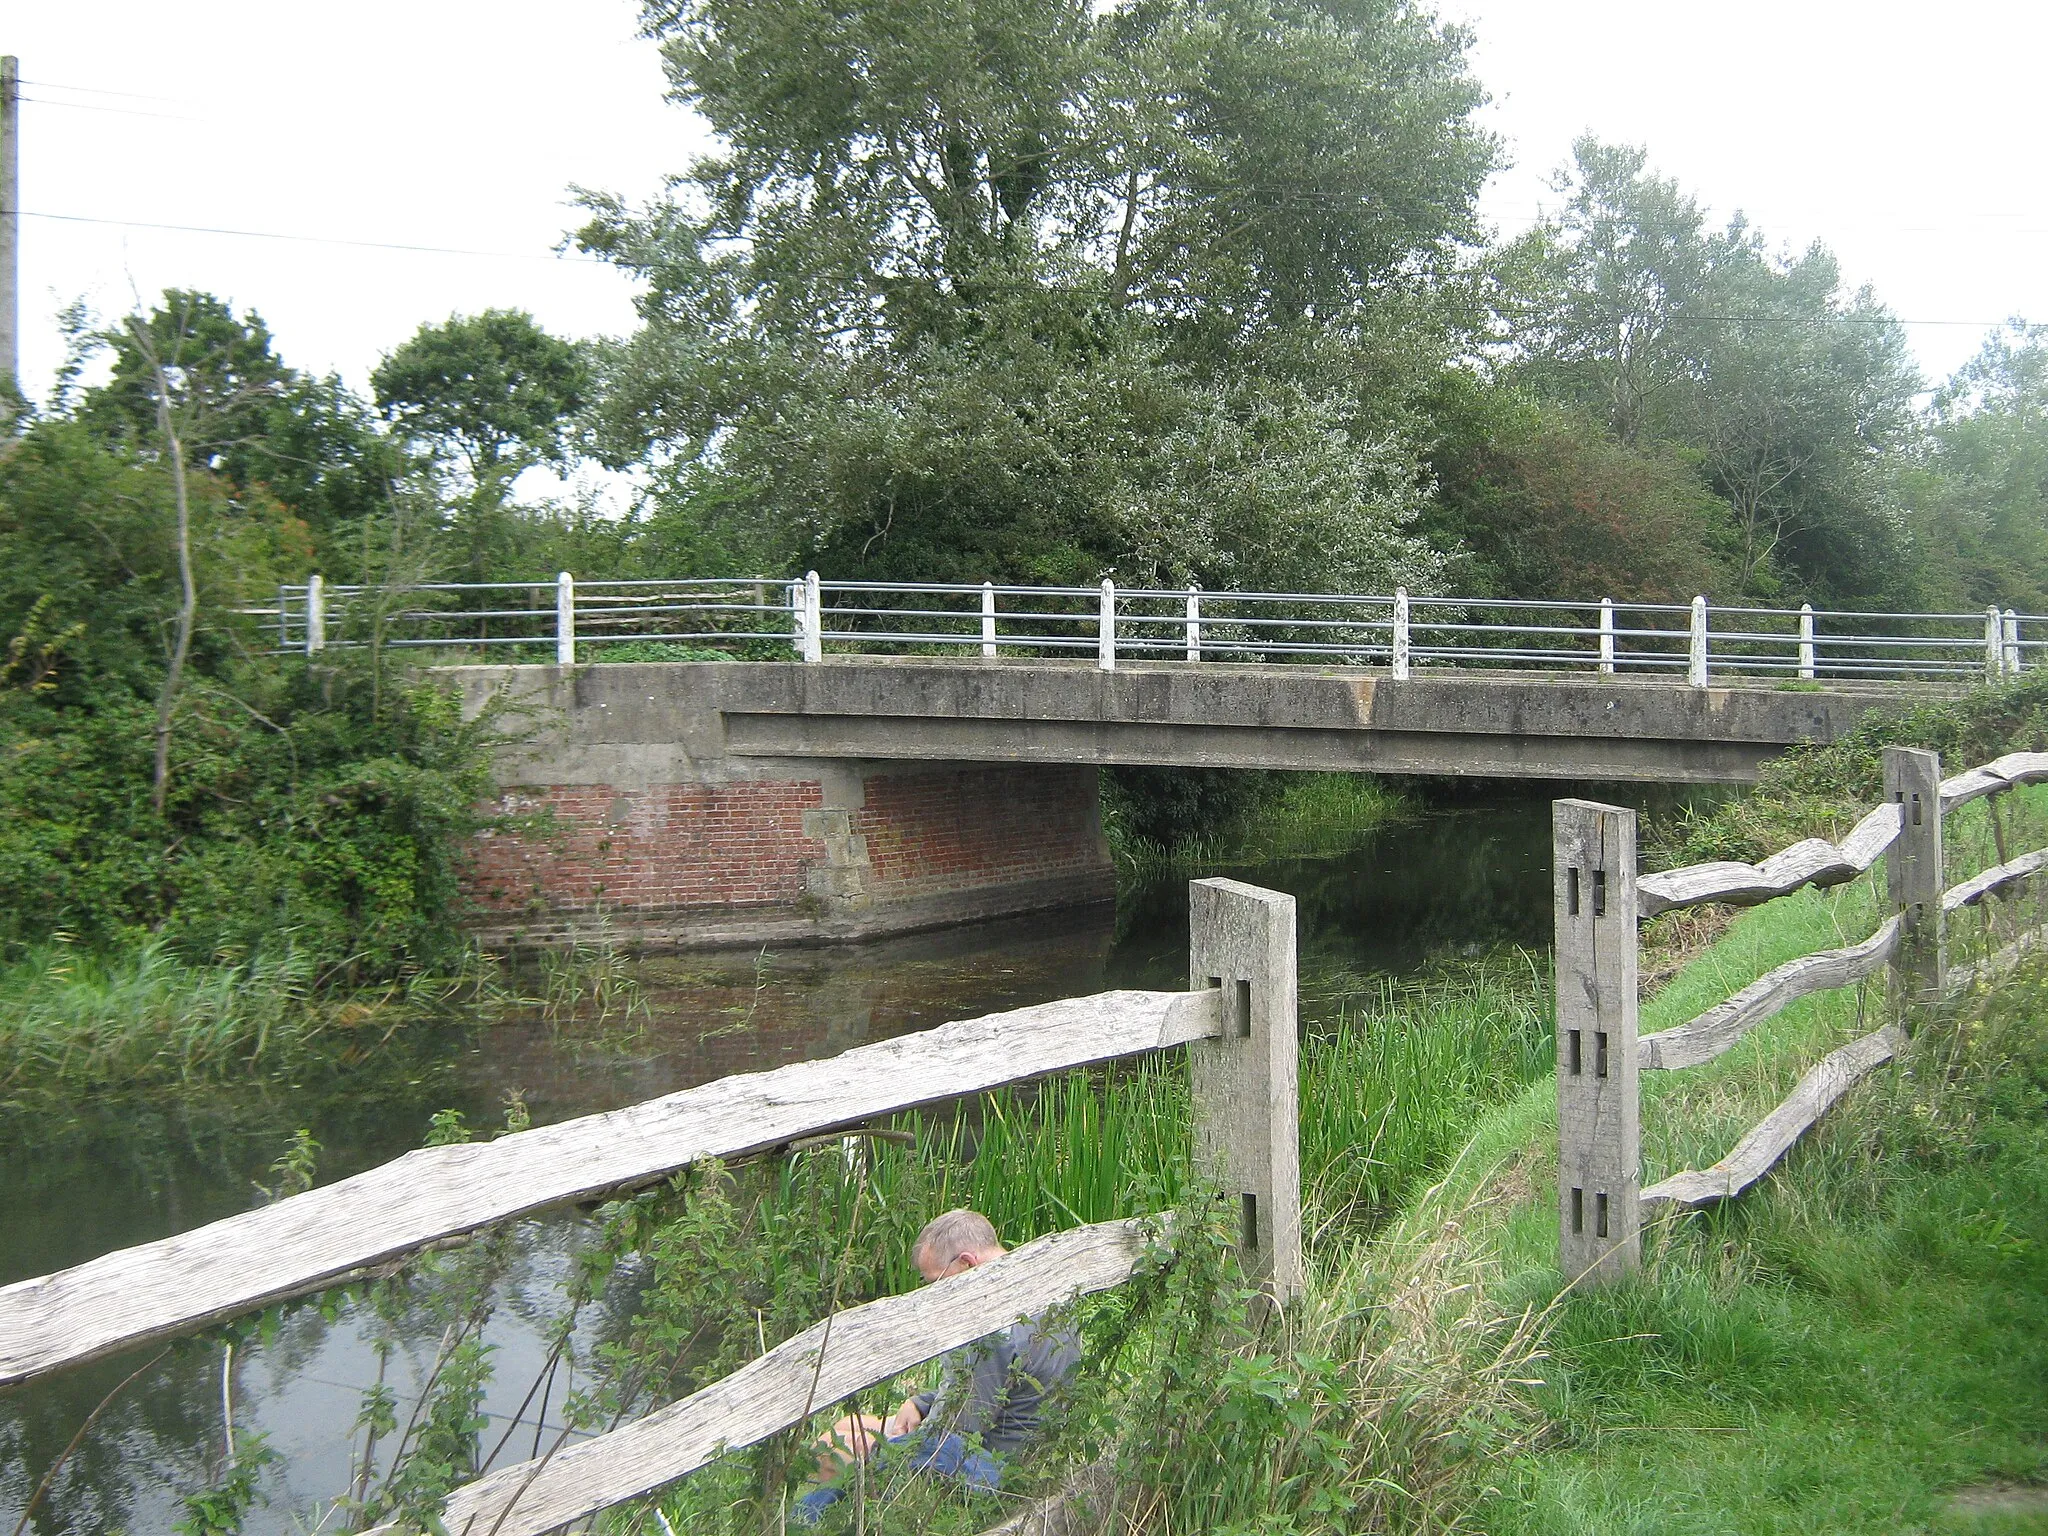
xmin=1 ymin=56 xmax=17 ymax=417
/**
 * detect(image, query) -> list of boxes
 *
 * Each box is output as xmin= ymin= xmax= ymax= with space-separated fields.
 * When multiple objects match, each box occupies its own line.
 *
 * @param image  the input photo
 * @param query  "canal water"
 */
xmin=0 ymin=787 xmax=1598 ymax=1533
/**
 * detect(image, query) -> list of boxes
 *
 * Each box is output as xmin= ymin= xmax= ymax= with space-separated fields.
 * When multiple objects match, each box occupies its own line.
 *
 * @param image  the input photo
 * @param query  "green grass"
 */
xmin=1110 ymin=771 xmax=1413 ymax=880
xmin=0 ymin=938 xmax=341 ymax=1099
xmin=0 ymin=933 xmax=651 ymax=1106
xmin=1359 ymin=788 xmax=2048 ymax=1536
xmin=695 ymin=951 xmax=1552 ymax=1306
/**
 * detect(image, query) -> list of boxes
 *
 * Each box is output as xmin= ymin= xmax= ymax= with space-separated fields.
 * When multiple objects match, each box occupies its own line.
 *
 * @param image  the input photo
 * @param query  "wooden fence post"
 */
xmin=1884 ymin=746 xmax=1946 ymax=1005
xmin=1555 ymin=799 xmax=1640 ymax=1284
xmin=1188 ymin=877 xmax=1302 ymax=1313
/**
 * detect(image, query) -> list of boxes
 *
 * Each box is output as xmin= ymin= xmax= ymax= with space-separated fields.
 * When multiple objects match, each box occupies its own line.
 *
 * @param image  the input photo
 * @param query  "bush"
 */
xmin=1677 ymin=672 xmax=2048 ymax=864
xmin=0 ymin=657 xmax=499 ymax=983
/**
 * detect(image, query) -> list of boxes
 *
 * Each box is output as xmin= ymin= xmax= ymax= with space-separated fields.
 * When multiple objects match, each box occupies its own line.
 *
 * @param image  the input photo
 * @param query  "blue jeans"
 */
xmin=791 ymin=1430 xmax=1005 ymax=1526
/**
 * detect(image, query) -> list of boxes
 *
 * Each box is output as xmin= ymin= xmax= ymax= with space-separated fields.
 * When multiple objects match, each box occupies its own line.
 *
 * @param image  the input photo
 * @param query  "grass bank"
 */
xmin=1352 ymin=746 xmax=2048 ymax=1532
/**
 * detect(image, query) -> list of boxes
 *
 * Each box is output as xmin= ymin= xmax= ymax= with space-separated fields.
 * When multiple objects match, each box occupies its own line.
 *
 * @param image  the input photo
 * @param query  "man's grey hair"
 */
xmin=915 ymin=1208 xmax=1001 ymax=1269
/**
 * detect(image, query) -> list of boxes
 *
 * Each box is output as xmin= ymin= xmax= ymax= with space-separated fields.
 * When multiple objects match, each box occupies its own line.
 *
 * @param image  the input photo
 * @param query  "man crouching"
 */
xmin=793 ymin=1209 xmax=1081 ymax=1526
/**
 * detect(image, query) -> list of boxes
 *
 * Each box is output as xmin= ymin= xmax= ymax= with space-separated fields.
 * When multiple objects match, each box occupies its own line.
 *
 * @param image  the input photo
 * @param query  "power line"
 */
xmin=8 ymin=211 xmax=2030 ymax=327
xmin=19 ymin=76 xmax=191 ymax=104
xmin=17 ymin=93 xmax=205 ymax=123
xmin=18 ymin=209 xmax=608 ymax=264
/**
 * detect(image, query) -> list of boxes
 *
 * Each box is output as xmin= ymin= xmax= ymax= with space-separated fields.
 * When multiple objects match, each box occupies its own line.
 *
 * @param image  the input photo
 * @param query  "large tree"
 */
xmin=372 ymin=309 xmax=589 ymax=502
xmin=580 ymin=0 xmax=1495 ymax=590
xmin=1515 ymin=140 xmax=1920 ymax=601
xmin=1897 ymin=323 xmax=2048 ymax=610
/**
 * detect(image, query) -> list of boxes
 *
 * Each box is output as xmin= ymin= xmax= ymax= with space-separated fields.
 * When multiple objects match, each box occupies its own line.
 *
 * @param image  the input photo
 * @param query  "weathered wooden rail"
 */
xmin=3 ymin=879 xmax=1303 ymax=1536
xmin=1559 ymin=745 xmax=2048 ymax=1281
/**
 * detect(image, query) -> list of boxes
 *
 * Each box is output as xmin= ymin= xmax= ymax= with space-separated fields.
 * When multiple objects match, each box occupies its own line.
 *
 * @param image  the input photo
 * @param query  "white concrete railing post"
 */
xmin=1185 ymin=584 xmax=1201 ymax=663
xmin=802 ymin=571 xmax=823 ymax=664
xmin=787 ymin=581 xmax=805 ymax=659
xmin=1392 ymin=587 xmax=1410 ymax=680
xmin=1884 ymin=746 xmax=1947 ymax=1007
xmin=1188 ymin=877 xmax=1302 ymax=1317
xmin=1554 ymin=798 xmax=1641 ymax=1285
xmin=1598 ymin=597 xmax=1615 ymax=675
xmin=981 ymin=581 xmax=997 ymax=658
xmin=2005 ymin=608 xmax=2022 ymax=676
xmin=1098 ymin=578 xmax=1117 ymax=671
xmin=1798 ymin=603 xmax=1817 ymax=680
xmin=305 ymin=574 xmax=326 ymax=656
xmin=1688 ymin=596 xmax=1709 ymax=688
xmin=556 ymin=571 xmax=576 ymax=667
xmin=1986 ymin=606 xmax=2005 ymax=681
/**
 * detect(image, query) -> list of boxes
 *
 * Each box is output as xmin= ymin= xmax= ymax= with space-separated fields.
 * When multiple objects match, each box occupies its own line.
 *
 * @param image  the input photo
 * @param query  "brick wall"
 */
xmin=464 ymin=763 xmax=1112 ymax=947
xmin=467 ymin=779 xmax=825 ymax=931
xmin=854 ymin=766 xmax=1108 ymax=899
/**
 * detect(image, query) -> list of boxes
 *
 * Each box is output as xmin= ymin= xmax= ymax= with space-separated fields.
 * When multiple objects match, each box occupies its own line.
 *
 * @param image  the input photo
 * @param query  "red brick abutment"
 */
xmin=447 ymin=659 xmax=1913 ymax=950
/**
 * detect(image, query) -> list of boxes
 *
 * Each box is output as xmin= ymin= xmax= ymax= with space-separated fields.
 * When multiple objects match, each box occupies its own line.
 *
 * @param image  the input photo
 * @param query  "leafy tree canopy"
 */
xmin=1512 ymin=138 xmax=1921 ymax=602
xmin=578 ymin=0 xmax=1496 ymax=589
xmin=372 ymin=309 xmax=591 ymax=492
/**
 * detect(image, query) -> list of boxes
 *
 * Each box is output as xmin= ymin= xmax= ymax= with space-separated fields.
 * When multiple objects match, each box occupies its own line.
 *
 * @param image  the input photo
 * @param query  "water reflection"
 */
xmin=0 ymin=787 xmax=1613 ymax=1533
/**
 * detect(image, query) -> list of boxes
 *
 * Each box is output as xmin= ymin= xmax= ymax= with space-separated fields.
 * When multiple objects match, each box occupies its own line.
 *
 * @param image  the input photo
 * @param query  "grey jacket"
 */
xmin=911 ymin=1308 xmax=1081 ymax=1456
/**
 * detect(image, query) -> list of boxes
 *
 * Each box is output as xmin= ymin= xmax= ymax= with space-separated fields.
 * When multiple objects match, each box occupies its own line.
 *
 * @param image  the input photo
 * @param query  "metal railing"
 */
xmin=260 ymin=573 xmax=2044 ymax=686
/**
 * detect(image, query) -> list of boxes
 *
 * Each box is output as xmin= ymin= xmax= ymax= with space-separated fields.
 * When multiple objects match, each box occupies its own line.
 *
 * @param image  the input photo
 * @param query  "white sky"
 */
xmin=9 ymin=0 xmax=2048 ymax=415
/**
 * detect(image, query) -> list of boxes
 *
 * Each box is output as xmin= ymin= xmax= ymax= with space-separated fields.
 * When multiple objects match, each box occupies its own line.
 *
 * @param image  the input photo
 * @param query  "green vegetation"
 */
xmin=1675 ymin=671 xmax=2048 ymax=865
xmin=1104 ymin=770 xmax=1414 ymax=877
xmin=1432 ymin=874 xmax=2048 ymax=1534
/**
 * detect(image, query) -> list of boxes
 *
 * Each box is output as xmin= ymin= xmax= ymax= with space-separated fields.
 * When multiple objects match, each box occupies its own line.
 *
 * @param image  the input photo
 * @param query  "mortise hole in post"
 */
xmin=1592 ymin=869 xmax=1607 ymax=917
xmin=1234 ymin=978 xmax=1252 ymax=1039
xmin=1570 ymin=1187 xmax=1584 ymax=1235
xmin=1596 ymin=1031 xmax=1610 ymax=1078
xmin=1911 ymin=792 xmax=1923 ymax=827
xmin=1241 ymin=1192 xmax=1259 ymax=1251
xmin=1596 ymin=1192 xmax=1610 ymax=1240
xmin=1568 ymin=1029 xmax=1582 ymax=1075
xmin=1567 ymin=867 xmax=1581 ymax=916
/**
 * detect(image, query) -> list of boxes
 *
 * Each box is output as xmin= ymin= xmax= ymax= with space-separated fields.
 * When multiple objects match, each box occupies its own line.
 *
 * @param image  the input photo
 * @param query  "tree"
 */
xmin=1897 ymin=322 xmax=2048 ymax=609
xmin=1423 ymin=381 xmax=1739 ymax=601
xmin=1680 ymin=240 xmax=1918 ymax=598
xmin=72 ymin=294 xmax=317 ymax=809
xmin=80 ymin=291 xmax=290 ymax=473
xmin=76 ymin=293 xmax=403 ymax=558
xmin=372 ymin=310 xmax=589 ymax=502
xmin=1511 ymin=138 xmax=1712 ymax=447
xmin=1516 ymin=141 xmax=1920 ymax=601
xmin=579 ymin=0 xmax=1495 ymax=589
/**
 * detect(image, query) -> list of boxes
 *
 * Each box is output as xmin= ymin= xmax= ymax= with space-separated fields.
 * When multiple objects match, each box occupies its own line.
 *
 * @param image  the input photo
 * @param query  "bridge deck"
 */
xmin=457 ymin=658 xmax=1930 ymax=785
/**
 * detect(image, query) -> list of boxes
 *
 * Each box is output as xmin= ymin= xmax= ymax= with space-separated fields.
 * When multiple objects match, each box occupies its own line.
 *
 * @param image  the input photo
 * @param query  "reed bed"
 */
xmin=0 ymin=933 xmax=650 ymax=1105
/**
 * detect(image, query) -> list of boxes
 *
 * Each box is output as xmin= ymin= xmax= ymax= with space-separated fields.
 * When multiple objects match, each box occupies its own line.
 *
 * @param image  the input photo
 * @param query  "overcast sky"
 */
xmin=10 ymin=0 xmax=2047 ymax=414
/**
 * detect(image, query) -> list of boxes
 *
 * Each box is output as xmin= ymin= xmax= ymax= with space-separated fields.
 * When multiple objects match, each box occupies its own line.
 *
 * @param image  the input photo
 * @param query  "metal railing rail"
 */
xmin=262 ymin=573 xmax=2045 ymax=685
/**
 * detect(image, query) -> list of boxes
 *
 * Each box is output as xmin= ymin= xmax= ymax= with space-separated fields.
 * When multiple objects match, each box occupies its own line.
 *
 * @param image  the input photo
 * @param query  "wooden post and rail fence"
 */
xmin=1557 ymin=746 xmax=2048 ymax=1282
xmin=10 ymin=747 xmax=2048 ymax=1527
xmin=0 ymin=880 xmax=1301 ymax=1536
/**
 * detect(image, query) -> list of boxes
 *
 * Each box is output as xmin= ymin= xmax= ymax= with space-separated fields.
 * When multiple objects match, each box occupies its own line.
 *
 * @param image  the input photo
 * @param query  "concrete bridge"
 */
xmin=457 ymin=658 xmax=1919 ymax=950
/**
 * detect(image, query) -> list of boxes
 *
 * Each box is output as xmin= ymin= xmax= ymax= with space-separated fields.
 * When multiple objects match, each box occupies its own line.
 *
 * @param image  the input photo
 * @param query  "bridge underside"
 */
xmin=452 ymin=659 xmax=1913 ymax=949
